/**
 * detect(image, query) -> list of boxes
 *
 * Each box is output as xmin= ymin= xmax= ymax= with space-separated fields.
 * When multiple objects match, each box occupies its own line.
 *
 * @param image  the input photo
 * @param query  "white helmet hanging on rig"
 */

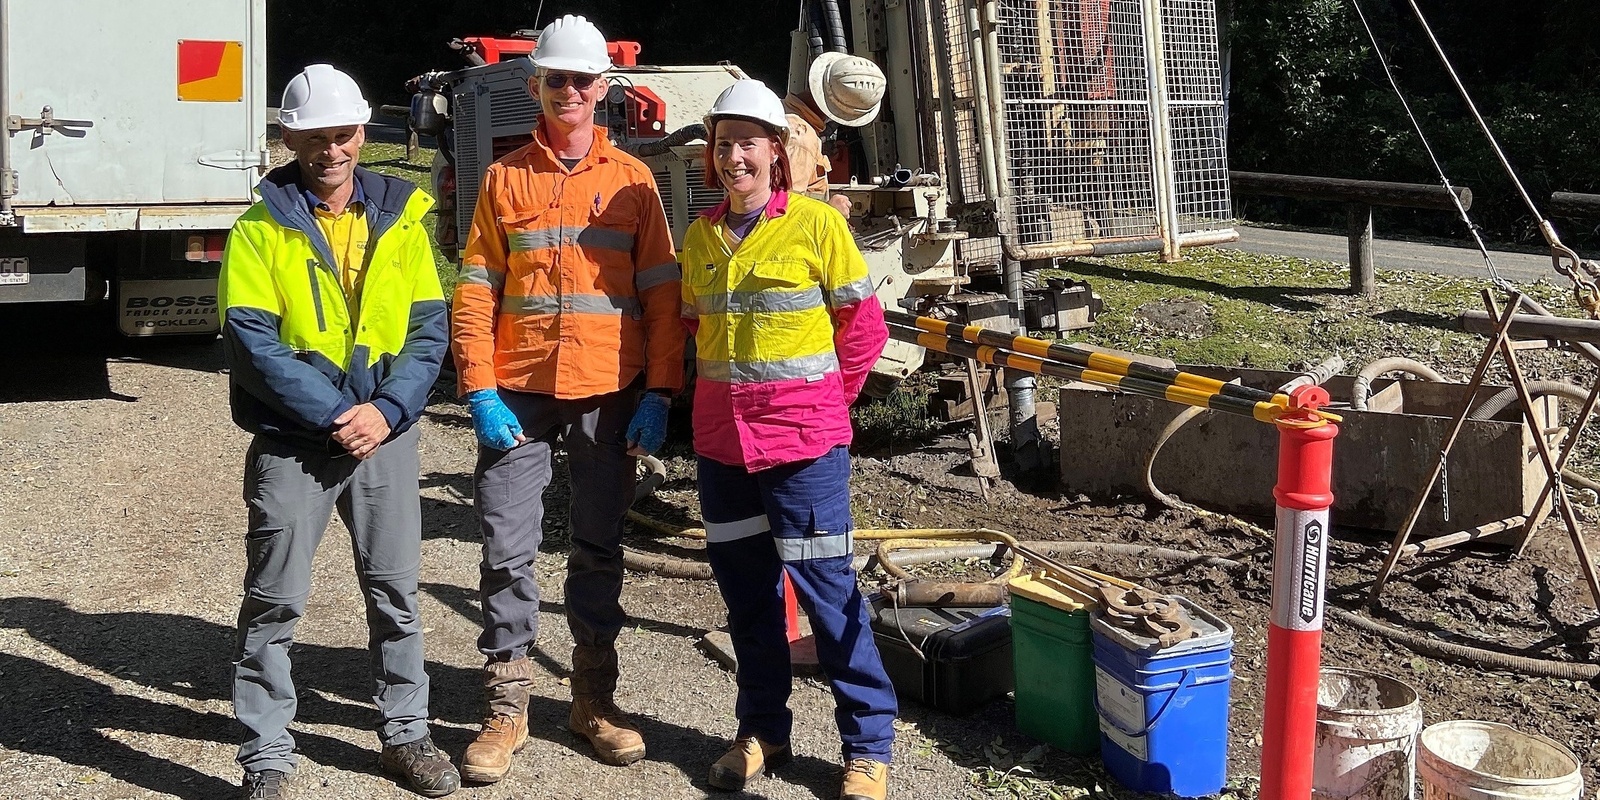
xmin=808 ymin=52 xmax=887 ymax=127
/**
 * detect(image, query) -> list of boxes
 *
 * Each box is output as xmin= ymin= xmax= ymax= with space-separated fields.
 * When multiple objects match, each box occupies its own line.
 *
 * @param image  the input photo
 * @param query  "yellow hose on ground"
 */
xmin=630 ymin=511 xmax=1034 ymax=583
xmin=628 ymin=510 xmax=1021 ymax=546
xmin=874 ymin=534 xmax=1026 ymax=583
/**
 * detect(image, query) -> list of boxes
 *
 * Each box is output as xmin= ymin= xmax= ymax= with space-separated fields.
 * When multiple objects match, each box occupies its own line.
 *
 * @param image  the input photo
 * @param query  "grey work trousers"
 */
xmin=474 ymin=386 xmax=638 ymax=667
xmin=232 ymin=426 xmax=430 ymax=775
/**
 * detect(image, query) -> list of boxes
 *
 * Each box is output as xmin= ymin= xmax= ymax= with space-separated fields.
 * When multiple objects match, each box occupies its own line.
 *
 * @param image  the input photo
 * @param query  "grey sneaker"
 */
xmin=241 ymin=769 xmax=292 ymax=800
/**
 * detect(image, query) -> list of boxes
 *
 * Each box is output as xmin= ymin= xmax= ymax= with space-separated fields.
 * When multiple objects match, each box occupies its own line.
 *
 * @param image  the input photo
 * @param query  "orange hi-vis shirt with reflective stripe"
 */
xmin=452 ymin=125 xmax=685 ymax=399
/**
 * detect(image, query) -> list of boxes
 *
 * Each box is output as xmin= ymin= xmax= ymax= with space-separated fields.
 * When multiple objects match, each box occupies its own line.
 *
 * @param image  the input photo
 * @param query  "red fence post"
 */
xmin=1260 ymin=385 xmax=1338 ymax=800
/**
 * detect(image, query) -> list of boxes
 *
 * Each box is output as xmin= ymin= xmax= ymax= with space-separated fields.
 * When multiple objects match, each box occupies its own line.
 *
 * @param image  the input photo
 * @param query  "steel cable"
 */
xmin=1346 ymin=0 xmax=1512 ymax=290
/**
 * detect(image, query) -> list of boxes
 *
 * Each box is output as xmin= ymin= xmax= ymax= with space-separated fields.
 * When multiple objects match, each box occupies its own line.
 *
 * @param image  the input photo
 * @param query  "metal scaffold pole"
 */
xmin=1139 ymin=0 xmax=1181 ymax=262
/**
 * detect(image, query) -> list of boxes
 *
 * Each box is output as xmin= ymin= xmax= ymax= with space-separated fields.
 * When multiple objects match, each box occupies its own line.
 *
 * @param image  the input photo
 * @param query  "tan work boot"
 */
xmin=708 ymin=736 xmax=791 ymax=791
xmin=568 ymin=694 xmax=646 ymax=765
xmin=461 ymin=658 xmax=537 ymax=784
xmin=840 ymin=758 xmax=889 ymax=800
xmin=567 ymin=644 xmax=646 ymax=766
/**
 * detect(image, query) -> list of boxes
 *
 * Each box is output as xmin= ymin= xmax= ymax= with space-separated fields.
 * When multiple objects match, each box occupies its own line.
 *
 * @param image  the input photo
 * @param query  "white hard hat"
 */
xmin=705 ymin=80 xmax=790 ymax=142
xmin=531 ymin=14 xmax=613 ymax=75
xmin=278 ymin=64 xmax=371 ymax=131
xmin=808 ymin=52 xmax=886 ymax=127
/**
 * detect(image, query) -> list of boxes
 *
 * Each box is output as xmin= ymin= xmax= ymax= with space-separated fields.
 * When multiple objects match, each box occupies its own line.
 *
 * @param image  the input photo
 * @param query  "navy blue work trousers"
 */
xmin=698 ymin=446 xmax=897 ymax=763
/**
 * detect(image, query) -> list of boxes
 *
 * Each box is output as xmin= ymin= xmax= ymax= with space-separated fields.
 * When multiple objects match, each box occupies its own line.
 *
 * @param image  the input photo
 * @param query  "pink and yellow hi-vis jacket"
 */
xmin=680 ymin=191 xmax=887 ymax=471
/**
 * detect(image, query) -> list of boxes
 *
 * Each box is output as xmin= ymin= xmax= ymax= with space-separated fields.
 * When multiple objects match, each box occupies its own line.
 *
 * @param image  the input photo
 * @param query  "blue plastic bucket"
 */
xmin=1091 ymin=596 xmax=1234 ymax=798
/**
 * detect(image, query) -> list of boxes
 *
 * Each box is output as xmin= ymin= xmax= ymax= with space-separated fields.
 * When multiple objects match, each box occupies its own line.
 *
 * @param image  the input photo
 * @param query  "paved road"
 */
xmin=1221 ymin=224 xmax=1557 ymax=284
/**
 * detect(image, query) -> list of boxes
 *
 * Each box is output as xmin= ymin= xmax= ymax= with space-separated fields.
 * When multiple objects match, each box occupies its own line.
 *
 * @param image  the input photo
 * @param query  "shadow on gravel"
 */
xmin=0 ymin=597 xmax=478 ymax=727
xmin=421 ymin=402 xmax=471 ymax=431
xmin=413 ymin=583 xmax=846 ymax=792
xmin=892 ymin=697 xmax=1125 ymax=798
xmin=0 ymin=651 xmax=239 ymax=799
xmin=0 ymin=305 xmax=225 ymax=403
xmin=0 ymin=597 xmax=504 ymax=793
xmin=420 ymin=470 xmax=479 ymax=543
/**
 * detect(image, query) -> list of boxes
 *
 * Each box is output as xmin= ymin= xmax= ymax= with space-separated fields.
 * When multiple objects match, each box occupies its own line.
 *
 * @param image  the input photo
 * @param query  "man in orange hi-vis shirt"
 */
xmin=448 ymin=14 xmax=684 ymax=783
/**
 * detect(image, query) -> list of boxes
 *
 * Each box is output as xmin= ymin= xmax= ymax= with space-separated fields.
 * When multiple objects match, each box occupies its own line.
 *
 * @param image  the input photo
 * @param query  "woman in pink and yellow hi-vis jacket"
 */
xmin=679 ymin=79 xmax=896 ymax=800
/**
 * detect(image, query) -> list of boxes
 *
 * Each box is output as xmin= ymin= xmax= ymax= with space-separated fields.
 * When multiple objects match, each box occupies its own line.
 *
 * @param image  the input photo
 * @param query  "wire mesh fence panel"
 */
xmin=1159 ymin=0 xmax=1222 ymax=103
xmin=1160 ymin=0 xmax=1232 ymax=233
xmin=996 ymin=0 xmax=1162 ymax=250
xmin=933 ymin=0 xmax=1236 ymax=254
xmin=938 ymin=0 xmax=989 ymax=208
xmin=1170 ymin=104 xmax=1230 ymax=232
xmin=958 ymin=236 xmax=1004 ymax=272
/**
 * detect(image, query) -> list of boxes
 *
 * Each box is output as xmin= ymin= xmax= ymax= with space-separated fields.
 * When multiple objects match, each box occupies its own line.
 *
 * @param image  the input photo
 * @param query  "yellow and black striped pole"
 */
xmin=885 ymin=319 xmax=1341 ymax=426
xmin=884 ymin=309 xmax=1293 ymax=409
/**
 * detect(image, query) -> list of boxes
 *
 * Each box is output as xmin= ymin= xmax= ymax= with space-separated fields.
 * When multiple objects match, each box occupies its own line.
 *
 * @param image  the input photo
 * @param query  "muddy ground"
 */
xmin=1 ymin=310 xmax=1595 ymax=799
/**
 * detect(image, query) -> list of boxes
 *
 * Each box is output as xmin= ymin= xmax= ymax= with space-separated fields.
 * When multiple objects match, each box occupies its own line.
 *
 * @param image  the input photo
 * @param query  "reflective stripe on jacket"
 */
xmin=219 ymin=165 xmax=448 ymax=450
xmin=681 ymin=191 xmax=887 ymax=471
xmin=452 ymin=124 xmax=685 ymax=399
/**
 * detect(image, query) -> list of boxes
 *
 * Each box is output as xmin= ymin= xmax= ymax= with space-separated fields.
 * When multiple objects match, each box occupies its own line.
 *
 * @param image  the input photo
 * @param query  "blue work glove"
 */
xmin=466 ymin=389 xmax=523 ymax=451
xmin=626 ymin=391 xmax=672 ymax=454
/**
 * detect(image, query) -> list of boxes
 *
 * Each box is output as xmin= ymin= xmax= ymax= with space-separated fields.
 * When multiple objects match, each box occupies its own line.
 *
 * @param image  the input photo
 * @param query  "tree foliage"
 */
xmin=267 ymin=1 xmax=1600 ymax=246
xmin=1226 ymin=0 xmax=1600 ymax=246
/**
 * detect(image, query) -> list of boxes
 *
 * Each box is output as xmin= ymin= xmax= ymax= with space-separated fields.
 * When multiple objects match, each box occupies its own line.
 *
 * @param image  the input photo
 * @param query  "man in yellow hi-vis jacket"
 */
xmin=217 ymin=64 xmax=457 ymax=800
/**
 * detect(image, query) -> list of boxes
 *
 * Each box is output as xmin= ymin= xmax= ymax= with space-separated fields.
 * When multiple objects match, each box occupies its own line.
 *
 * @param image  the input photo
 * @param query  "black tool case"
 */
xmin=867 ymin=596 xmax=1013 ymax=715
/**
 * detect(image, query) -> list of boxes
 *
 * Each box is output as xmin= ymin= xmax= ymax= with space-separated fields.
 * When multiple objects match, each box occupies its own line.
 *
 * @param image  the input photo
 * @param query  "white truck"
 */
xmin=0 ymin=0 xmax=267 ymax=336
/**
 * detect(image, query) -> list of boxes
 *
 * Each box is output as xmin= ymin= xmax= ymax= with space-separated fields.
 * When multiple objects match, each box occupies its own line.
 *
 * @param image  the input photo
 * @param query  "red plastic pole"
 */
xmin=782 ymin=571 xmax=802 ymax=643
xmin=1260 ymin=385 xmax=1338 ymax=800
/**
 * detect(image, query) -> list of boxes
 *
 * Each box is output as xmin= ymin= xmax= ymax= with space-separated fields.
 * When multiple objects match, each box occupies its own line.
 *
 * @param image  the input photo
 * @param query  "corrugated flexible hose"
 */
xmin=1468 ymin=380 xmax=1600 ymax=496
xmin=1351 ymin=357 xmax=1446 ymax=411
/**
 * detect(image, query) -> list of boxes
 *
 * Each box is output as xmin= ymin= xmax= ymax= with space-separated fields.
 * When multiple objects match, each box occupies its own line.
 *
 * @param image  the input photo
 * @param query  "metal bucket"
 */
xmin=1419 ymin=721 xmax=1583 ymax=800
xmin=1314 ymin=668 xmax=1424 ymax=800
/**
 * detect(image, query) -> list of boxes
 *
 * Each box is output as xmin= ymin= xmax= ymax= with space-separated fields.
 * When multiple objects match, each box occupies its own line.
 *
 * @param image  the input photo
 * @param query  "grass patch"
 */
xmin=851 ymin=372 xmax=945 ymax=452
xmin=1054 ymin=247 xmax=1576 ymax=377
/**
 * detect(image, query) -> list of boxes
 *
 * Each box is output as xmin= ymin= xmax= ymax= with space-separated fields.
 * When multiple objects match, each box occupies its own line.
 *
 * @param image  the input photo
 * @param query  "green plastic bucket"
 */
xmin=1009 ymin=572 xmax=1100 ymax=755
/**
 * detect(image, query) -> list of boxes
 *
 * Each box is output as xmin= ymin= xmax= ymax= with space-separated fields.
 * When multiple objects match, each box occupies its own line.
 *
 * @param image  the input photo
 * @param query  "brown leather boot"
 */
xmin=708 ymin=736 xmax=791 ymax=791
xmin=568 ymin=645 xmax=645 ymax=765
xmin=568 ymin=694 xmax=646 ymax=766
xmin=461 ymin=658 xmax=536 ymax=784
xmin=840 ymin=758 xmax=889 ymax=800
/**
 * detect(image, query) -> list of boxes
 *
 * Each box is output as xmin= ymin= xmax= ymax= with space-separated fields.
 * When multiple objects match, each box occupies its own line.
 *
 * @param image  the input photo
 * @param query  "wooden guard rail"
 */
xmin=1229 ymin=171 xmax=1474 ymax=297
xmin=1551 ymin=192 xmax=1600 ymax=219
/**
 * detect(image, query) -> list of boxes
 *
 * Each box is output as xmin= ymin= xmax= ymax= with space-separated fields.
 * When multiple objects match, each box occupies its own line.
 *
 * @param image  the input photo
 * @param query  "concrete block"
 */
xmin=1058 ymin=366 xmax=1549 ymax=541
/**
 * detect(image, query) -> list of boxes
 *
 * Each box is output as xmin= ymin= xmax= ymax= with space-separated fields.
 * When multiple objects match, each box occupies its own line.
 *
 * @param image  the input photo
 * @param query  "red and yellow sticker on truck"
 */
xmin=177 ymin=40 xmax=244 ymax=102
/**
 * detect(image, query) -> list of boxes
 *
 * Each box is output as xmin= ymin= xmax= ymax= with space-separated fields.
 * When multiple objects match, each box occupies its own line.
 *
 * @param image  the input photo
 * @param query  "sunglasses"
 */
xmin=542 ymin=72 xmax=601 ymax=90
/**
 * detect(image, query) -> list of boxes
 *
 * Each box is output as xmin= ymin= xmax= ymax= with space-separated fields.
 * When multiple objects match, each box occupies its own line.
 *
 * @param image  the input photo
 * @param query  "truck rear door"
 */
xmin=4 ymin=0 xmax=265 ymax=207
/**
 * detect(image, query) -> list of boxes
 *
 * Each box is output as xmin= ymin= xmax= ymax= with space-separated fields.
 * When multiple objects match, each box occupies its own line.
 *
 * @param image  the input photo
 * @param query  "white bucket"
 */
xmin=1313 ymin=667 xmax=1424 ymax=800
xmin=1419 ymin=721 xmax=1584 ymax=800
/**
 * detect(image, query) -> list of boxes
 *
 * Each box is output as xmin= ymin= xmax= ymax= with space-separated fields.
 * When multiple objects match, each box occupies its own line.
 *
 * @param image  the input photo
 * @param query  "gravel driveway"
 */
xmin=6 ymin=308 xmax=1595 ymax=799
xmin=0 ymin=322 xmax=985 ymax=800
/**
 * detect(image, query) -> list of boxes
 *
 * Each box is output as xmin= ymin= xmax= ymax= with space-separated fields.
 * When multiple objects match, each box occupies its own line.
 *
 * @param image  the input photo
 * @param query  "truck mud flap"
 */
xmin=118 ymin=278 xmax=219 ymax=336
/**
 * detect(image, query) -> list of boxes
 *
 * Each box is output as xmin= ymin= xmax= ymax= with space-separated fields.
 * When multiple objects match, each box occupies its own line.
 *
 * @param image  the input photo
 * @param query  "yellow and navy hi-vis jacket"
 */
xmin=219 ymin=164 xmax=448 ymax=450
